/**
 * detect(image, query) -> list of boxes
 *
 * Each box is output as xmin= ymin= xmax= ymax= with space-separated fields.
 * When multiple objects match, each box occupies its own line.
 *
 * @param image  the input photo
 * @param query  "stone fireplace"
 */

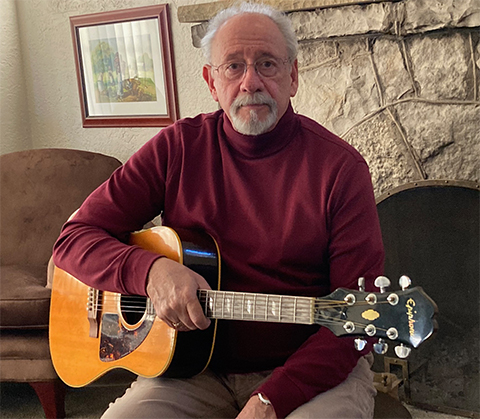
xmin=179 ymin=0 xmax=480 ymax=416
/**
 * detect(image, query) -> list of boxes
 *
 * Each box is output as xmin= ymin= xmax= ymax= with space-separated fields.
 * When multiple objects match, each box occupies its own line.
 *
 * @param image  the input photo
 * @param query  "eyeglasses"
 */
xmin=210 ymin=57 xmax=291 ymax=81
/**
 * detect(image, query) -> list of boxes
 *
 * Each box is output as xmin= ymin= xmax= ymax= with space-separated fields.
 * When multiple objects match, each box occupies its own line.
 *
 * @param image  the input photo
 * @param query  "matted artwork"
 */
xmin=70 ymin=4 xmax=178 ymax=127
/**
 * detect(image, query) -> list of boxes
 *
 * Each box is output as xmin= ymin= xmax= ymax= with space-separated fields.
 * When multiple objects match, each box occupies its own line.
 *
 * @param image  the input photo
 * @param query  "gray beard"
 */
xmin=230 ymin=93 xmax=278 ymax=136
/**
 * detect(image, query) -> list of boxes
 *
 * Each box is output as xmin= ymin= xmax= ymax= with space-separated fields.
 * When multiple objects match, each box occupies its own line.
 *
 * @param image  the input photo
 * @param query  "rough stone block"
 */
xmin=297 ymin=40 xmax=338 ymax=69
xmin=394 ymin=101 xmax=480 ymax=181
xmin=294 ymin=38 xmax=381 ymax=135
xmin=408 ymin=33 xmax=471 ymax=100
xmin=290 ymin=2 xmax=397 ymax=40
xmin=402 ymin=0 xmax=480 ymax=34
xmin=372 ymin=38 xmax=414 ymax=103
xmin=343 ymin=111 xmax=419 ymax=196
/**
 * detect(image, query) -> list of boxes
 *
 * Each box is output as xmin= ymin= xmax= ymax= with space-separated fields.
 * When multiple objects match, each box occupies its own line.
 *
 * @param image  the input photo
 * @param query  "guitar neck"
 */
xmin=197 ymin=290 xmax=315 ymax=325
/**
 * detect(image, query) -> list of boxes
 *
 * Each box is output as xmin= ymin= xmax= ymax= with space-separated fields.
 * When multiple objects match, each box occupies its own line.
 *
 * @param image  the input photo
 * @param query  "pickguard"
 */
xmin=99 ymin=313 xmax=155 ymax=362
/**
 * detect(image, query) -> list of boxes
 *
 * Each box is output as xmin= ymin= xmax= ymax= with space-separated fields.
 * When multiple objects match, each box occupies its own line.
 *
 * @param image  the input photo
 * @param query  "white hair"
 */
xmin=201 ymin=2 xmax=298 ymax=63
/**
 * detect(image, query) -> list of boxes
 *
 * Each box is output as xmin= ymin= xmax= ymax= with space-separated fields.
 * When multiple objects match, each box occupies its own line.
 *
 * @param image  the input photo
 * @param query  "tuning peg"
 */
xmin=358 ymin=277 xmax=365 ymax=292
xmin=394 ymin=344 xmax=412 ymax=358
xmin=373 ymin=338 xmax=388 ymax=354
xmin=354 ymin=338 xmax=367 ymax=351
xmin=399 ymin=275 xmax=412 ymax=290
xmin=374 ymin=276 xmax=391 ymax=293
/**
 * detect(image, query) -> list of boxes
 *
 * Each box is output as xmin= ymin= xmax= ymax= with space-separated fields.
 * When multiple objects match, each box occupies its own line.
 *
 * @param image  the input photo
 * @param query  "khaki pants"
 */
xmin=102 ymin=354 xmax=376 ymax=419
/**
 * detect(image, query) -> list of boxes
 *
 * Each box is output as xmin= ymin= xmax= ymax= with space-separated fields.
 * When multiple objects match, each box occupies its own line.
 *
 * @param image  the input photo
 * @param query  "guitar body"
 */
xmin=49 ymin=227 xmax=220 ymax=387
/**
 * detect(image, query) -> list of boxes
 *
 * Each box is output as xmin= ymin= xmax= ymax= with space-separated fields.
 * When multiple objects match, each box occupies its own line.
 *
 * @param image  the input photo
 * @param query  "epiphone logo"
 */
xmin=406 ymin=298 xmax=416 ymax=337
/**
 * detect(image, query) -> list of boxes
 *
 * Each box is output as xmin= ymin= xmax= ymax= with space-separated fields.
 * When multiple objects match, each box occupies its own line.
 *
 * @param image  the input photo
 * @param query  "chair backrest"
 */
xmin=0 ymin=148 xmax=122 ymax=266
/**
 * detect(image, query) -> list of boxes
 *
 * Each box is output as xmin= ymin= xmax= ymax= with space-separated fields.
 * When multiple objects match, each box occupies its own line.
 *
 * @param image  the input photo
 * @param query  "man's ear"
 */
xmin=290 ymin=59 xmax=299 ymax=98
xmin=203 ymin=65 xmax=219 ymax=102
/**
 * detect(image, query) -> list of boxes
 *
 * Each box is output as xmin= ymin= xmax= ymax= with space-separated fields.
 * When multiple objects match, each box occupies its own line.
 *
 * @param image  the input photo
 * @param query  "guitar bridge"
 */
xmin=87 ymin=287 xmax=101 ymax=338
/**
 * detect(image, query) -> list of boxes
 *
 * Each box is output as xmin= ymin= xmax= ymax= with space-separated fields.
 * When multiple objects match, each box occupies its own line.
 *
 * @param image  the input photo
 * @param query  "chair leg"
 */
xmin=29 ymin=380 xmax=66 ymax=419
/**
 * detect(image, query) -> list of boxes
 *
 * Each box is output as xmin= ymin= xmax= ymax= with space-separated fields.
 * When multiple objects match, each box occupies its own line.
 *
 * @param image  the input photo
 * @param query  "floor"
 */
xmin=0 ymin=381 xmax=469 ymax=419
xmin=406 ymin=405 xmax=465 ymax=419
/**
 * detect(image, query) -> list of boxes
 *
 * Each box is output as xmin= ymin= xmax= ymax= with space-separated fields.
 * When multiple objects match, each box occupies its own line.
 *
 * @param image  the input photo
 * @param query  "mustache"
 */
xmin=232 ymin=92 xmax=276 ymax=112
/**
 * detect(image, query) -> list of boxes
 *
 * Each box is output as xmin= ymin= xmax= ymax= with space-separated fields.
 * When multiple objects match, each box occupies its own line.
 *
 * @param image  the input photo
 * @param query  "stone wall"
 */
xmin=189 ymin=0 xmax=480 ymax=196
xmin=291 ymin=0 xmax=480 ymax=196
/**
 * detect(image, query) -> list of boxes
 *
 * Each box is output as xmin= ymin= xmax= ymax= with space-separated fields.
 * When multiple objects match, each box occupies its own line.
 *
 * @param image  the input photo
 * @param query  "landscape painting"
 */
xmin=89 ymin=34 xmax=158 ymax=104
xmin=71 ymin=5 xmax=179 ymax=127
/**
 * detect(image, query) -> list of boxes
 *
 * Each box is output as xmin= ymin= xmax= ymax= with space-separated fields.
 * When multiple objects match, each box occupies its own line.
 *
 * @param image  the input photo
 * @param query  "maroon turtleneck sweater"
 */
xmin=53 ymin=104 xmax=384 ymax=417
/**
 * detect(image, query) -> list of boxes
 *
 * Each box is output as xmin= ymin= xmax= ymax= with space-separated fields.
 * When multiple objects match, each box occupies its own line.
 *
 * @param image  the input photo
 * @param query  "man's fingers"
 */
xmin=186 ymin=299 xmax=211 ymax=330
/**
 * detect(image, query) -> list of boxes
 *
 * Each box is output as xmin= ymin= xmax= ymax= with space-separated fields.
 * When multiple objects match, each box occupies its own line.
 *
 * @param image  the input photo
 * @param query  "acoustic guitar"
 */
xmin=49 ymin=226 xmax=437 ymax=387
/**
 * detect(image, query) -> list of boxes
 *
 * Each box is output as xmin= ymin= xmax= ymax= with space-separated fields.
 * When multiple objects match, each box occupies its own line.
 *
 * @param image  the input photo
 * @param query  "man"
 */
xmin=53 ymin=3 xmax=384 ymax=418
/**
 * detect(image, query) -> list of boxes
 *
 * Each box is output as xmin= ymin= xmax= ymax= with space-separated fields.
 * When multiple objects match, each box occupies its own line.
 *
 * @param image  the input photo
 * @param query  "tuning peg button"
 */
xmin=387 ymin=293 xmax=399 ymax=305
xmin=358 ymin=277 xmax=365 ymax=292
xmin=386 ymin=327 xmax=399 ymax=340
xmin=344 ymin=293 xmax=356 ymax=305
xmin=365 ymin=324 xmax=376 ymax=336
xmin=343 ymin=321 xmax=355 ymax=333
xmin=374 ymin=276 xmax=391 ymax=293
xmin=395 ymin=344 xmax=412 ymax=358
xmin=399 ymin=275 xmax=412 ymax=290
xmin=374 ymin=338 xmax=388 ymax=354
xmin=354 ymin=338 xmax=367 ymax=351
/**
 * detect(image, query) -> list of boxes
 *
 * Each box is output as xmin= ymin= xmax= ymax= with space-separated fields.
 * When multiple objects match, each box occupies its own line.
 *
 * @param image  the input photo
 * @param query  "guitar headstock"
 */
xmin=316 ymin=276 xmax=438 ymax=358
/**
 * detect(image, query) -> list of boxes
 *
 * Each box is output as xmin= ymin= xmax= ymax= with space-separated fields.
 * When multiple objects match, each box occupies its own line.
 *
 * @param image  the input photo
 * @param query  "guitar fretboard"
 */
xmin=197 ymin=290 xmax=314 ymax=324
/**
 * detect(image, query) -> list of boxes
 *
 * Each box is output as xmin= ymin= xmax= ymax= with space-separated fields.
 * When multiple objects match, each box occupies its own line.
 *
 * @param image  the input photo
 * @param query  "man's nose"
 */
xmin=240 ymin=64 xmax=264 ymax=93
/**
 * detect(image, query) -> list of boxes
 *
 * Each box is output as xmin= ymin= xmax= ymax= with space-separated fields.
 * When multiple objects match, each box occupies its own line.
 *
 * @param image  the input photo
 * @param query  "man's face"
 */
xmin=203 ymin=13 xmax=299 ymax=135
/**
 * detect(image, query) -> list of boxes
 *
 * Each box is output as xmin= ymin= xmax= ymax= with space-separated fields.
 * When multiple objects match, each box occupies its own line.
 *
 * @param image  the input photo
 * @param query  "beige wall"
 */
xmin=0 ymin=0 xmax=31 ymax=154
xmin=1 ymin=0 xmax=217 ymax=162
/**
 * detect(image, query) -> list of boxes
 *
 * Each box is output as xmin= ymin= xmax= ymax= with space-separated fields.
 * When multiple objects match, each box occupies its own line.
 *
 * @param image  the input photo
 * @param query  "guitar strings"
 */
xmin=90 ymin=294 xmax=395 ymax=309
xmin=87 ymin=293 xmax=398 ymax=334
xmin=90 ymin=294 xmax=397 ymax=311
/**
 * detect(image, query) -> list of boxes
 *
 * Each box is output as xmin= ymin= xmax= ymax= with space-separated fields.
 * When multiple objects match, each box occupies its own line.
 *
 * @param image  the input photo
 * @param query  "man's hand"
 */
xmin=237 ymin=396 xmax=277 ymax=419
xmin=146 ymin=257 xmax=211 ymax=331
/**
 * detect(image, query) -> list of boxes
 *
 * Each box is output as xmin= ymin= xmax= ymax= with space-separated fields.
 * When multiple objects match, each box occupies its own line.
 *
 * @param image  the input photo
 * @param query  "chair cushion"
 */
xmin=0 ymin=265 xmax=50 ymax=329
xmin=0 ymin=330 xmax=57 ymax=381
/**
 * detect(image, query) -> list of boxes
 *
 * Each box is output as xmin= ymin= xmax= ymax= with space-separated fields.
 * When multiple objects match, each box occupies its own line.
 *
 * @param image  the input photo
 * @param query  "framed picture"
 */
xmin=70 ymin=5 xmax=179 ymax=128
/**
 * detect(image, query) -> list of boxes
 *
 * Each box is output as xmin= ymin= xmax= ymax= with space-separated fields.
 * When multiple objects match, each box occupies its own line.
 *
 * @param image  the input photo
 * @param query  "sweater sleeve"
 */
xmin=254 ymin=160 xmax=384 ymax=418
xmin=52 ymin=133 xmax=170 ymax=296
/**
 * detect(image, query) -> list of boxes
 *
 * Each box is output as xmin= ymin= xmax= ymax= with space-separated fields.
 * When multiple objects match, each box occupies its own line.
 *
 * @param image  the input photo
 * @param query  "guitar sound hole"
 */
xmin=120 ymin=295 xmax=147 ymax=326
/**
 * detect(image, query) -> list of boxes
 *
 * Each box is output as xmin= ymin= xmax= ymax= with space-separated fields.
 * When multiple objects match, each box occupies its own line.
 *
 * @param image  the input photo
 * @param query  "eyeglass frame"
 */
xmin=209 ymin=56 xmax=293 ymax=81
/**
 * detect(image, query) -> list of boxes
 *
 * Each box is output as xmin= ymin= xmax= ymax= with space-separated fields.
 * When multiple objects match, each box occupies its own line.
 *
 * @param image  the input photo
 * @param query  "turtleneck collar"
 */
xmin=221 ymin=103 xmax=299 ymax=159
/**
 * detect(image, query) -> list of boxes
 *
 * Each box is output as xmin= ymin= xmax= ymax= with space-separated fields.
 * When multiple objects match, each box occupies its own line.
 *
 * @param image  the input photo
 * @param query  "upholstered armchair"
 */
xmin=0 ymin=148 xmax=122 ymax=418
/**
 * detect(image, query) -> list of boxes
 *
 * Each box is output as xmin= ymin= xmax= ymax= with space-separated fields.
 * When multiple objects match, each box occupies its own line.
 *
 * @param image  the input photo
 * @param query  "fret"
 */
xmin=229 ymin=292 xmax=235 ymax=318
xmin=224 ymin=292 xmax=231 ymax=318
xmin=252 ymin=294 xmax=255 ymax=320
xmin=241 ymin=293 xmax=245 ymax=320
xmin=264 ymin=295 xmax=270 ymax=321
xmin=296 ymin=298 xmax=314 ymax=324
xmin=219 ymin=292 xmax=224 ymax=318
xmin=202 ymin=291 xmax=207 ymax=316
xmin=258 ymin=294 xmax=266 ymax=321
xmin=270 ymin=296 xmax=279 ymax=321
xmin=210 ymin=292 xmax=215 ymax=317
xmin=293 ymin=297 xmax=297 ymax=323
xmin=221 ymin=292 xmax=225 ymax=318
xmin=284 ymin=296 xmax=295 ymax=323
xmin=278 ymin=295 xmax=283 ymax=322
xmin=232 ymin=292 xmax=238 ymax=319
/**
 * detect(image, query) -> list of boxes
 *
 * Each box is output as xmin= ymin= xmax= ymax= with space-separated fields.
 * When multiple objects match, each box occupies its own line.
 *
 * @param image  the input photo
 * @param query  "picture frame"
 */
xmin=70 ymin=4 xmax=179 ymax=128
